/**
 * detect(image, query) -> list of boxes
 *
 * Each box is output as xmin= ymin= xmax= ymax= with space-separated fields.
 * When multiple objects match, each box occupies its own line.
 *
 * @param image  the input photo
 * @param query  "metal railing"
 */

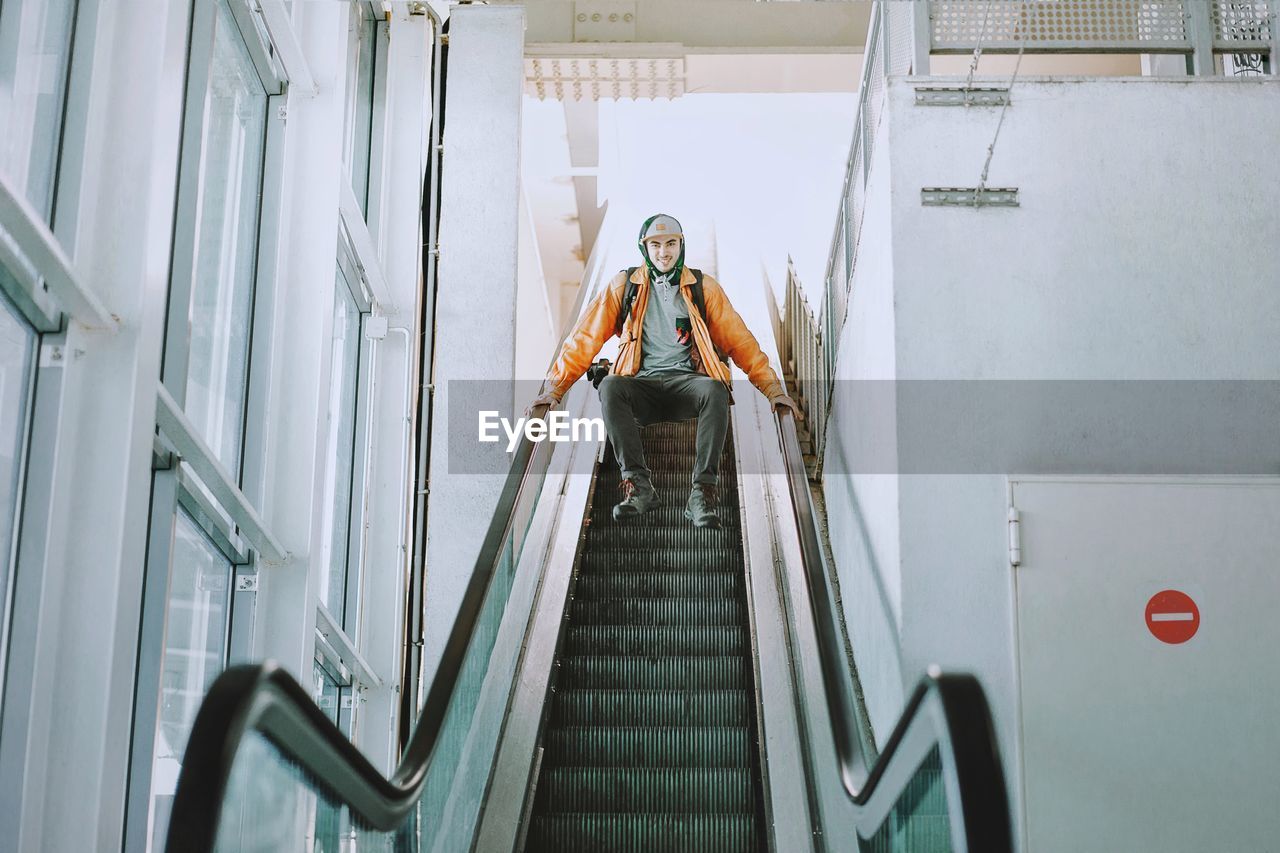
xmin=774 ymin=406 xmax=1014 ymax=851
xmin=919 ymin=0 xmax=1277 ymax=74
xmin=779 ymin=259 xmax=829 ymax=467
xmin=808 ymin=1 xmax=908 ymax=461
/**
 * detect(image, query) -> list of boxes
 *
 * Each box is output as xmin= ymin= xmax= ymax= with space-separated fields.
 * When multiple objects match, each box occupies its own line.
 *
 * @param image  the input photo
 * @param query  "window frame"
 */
xmin=0 ymin=288 xmax=40 ymax=709
xmin=0 ymin=0 xmax=100 ymax=790
xmin=0 ymin=0 xmax=106 ymax=334
xmin=343 ymin=1 xmax=382 ymax=218
xmin=321 ymin=232 xmax=374 ymax=635
xmin=125 ymin=0 xmax=287 ymax=848
xmin=0 ymin=0 xmax=81 ymax=224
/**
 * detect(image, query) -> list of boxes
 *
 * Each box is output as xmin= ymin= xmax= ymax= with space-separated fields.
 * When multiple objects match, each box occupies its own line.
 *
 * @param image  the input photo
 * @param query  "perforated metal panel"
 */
xmin=849 ymin=139 xmax=865 ymax=261
xmin=1212 ymin=0 xmax=1274 ymax=49
xmin=525 ymin=56 xmax=685 ymax=101
xmin=886 ymin=0 xmax=918 ymax=75
xmin=930 ymin=0 xmax=1191 ymax=52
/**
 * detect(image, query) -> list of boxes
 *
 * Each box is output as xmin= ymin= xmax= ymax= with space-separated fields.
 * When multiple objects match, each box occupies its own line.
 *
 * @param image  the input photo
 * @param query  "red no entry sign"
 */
xmin=1145 ymin=590 xmax=1200 ymax=644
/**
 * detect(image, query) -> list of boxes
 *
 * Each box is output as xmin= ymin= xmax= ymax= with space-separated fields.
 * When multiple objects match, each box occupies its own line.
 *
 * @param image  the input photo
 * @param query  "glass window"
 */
xmin=0 ymin=0 xmax=78 ymax=219
xmin=312 ymin=659 xmax=342 ymax=725
xmin=311 ymin=660 xmax=348 ymax=850
xmin=0 ymin=290 xmax=36 ymax=671
xmin=182 ymin=0 xmax=268 ymax=475
xmin=147 ymin=509 xmax=233 ymax=848
xmin=344 ymin=5 xmax=378 ymax=215
xmin=318 ymin=266 xmax=363 ymax=629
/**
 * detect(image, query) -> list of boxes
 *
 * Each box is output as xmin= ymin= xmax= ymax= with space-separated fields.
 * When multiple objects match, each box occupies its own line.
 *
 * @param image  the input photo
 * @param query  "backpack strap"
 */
xmin=615 ymin=267 xmax=640 ymax=336
xmin=690 ymin=268 xmax=705 ymax=321
xmin=688 ymin=269 xmax=729 ymax=365
xmin=615 ymin=266 xmax=710 ymax=334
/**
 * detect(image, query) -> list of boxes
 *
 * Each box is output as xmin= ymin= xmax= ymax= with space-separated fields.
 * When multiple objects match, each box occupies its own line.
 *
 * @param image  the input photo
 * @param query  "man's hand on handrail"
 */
xmin=525 ymin=391 xmax=561 ymax=417
xmin=770 ymin=393 xmax=804 ymax=421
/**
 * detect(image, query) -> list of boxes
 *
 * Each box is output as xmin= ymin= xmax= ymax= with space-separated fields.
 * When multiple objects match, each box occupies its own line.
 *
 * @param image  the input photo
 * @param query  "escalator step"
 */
xmin=536 ymin=767 xmax=754 ymax=813
xmin=570 ymin=598 xmax=745 ymax=626
xmin=893 ymin=767 xmax=947 ymax=815
xmin=525 ymin=420 xmax=762 ymax=852
xmin=526 ymin=812 xmax=757 ymax=852
xmin=589 ymin=505 xmax=742 ymax=528
xmin=559 ymin=656 xmax=749 ymax=690
xmin=549 ymin=690 xmax=751 ymax=728
xmin=865 ymin=815 xmax=952 ymax=852
xmin=580 ymin=550 xmax=740 ymax=573
xmin=575 ymin=572 xmax=740 ymax=600
xmin=587 ymin=525 xmax=741 ymax=551
xmin=543 ymin=727 xmax=751 ymax=768
xmin=565 ymin=625 xmax=748 ymax=657
xmin=619 ymin=451 xmax=730 ymax=470
xmin=644 ymin=473 xmax=738 ymax=492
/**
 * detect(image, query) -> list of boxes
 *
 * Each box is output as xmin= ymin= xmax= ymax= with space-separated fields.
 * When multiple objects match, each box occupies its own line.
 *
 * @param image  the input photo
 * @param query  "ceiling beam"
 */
xmin=505 ymin=0 xmax=871 ymax=55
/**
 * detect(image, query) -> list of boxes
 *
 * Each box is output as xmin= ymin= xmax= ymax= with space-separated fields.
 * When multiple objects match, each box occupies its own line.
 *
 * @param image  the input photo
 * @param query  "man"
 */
xmin=530 ymin=214 xmax=801 ymax=528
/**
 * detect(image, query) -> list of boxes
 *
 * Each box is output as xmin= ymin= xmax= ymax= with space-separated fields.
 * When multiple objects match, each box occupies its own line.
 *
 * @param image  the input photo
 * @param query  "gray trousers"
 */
xmin=598 ymin=372 xmax=730 ymax=485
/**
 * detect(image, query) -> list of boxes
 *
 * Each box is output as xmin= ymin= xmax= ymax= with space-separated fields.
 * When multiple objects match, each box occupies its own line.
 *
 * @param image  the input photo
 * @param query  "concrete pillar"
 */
xmin=423 ymin=5 xmax=525 ymax=686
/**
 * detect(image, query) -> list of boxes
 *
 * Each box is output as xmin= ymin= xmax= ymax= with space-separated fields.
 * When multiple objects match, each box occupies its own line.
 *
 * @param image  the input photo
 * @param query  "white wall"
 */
xmin=819 ymin=111 xmax=906 ymax=745
xmin=514 ymin=187 xmax=558 ymax=383
xmin=822 ymin=74 xmax=1280 ymax=847
xmin=423 ymin=4 xmax=525 ymax=686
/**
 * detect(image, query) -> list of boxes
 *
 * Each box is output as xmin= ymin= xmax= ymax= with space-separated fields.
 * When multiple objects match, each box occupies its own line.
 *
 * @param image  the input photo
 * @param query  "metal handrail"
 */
xmin=774 ymin=409 xmax=1013 ymax=850
xmin=166 ymin=425 xmax=550 ymax=848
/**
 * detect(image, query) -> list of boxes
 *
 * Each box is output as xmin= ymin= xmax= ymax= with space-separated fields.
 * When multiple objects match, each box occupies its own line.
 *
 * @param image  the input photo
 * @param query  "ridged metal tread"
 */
xmin=535 ymin=767 xmax=754 ymax=813
xmin=548 ymin=690 xmax=752 ymax=727
xmin=558 ymin=655 xmax=749 ymax=690
xmin=565 ymin=625 xmax=748 ymax=657
xmin=629 ymin=451 xmax=735 ymax=470
xmin=543 ymin=727 xmax=752 ymax=767
xmin=526 ymin=812 xmax=757 ymax=853
xmin=525 ymin=418 xmax=763 ymax=852
xmin=587 ymin=525 xmax=741 ymax=551
xmin=580 ymin=551 xmax=740 ymax=573
xmin=866 ymin=816 xmax=951 ymax=853
xmin=589 ymin=504 xmax=742 ymax=528
xmin=570 ymin=598 xmax=746 ymax=627
xmin=575 ymin=572 xmax=741 ymax=600
xmin=645 ymin=473 xmax=739 ymax=492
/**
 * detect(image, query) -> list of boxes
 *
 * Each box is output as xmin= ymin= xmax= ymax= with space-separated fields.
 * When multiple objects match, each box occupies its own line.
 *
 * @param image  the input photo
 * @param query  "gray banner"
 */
xmin=439 ymin=379 xmax=1280 ymax=476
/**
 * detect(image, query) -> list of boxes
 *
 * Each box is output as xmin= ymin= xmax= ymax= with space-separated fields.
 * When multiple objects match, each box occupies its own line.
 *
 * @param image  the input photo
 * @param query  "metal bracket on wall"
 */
xmin=235 ymin=573 xmax=259 ymax=592
xmin=1008 ymin=506 xmax=1022 ymax=567
xmin=921 ymin=187 xmax=1020 ymax=207
xmin=915 ymin=86 xmax=1011 ymax=107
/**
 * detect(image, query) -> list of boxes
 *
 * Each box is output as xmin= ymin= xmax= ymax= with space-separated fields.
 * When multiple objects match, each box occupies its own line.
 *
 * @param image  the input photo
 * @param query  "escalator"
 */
xmin=524 ymin=420 xmax=766 ymax=851
xmin=165 ymin=198 xmax=1009 ymax=853
xmin=165 ymin=377 xmax=1013 ymax=852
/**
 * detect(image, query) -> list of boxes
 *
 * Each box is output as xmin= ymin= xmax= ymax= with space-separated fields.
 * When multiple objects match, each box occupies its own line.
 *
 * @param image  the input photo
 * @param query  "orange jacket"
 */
xmin=547 ymin=266 xmax=784 ymax=402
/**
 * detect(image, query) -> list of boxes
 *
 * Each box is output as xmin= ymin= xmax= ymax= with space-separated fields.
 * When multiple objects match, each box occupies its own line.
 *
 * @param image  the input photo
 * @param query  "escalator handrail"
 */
xmin=774 ymin=411 xmax=1014 ymax=850
xmin=165 ymin=210 xmax=621 ymax=852
xmin=166 ymin=427 xmax=549 ymax=850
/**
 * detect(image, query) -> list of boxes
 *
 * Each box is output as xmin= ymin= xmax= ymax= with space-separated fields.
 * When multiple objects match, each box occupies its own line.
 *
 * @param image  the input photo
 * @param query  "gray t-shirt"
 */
xmin=637 ymin=277 xmax=696 ymax=376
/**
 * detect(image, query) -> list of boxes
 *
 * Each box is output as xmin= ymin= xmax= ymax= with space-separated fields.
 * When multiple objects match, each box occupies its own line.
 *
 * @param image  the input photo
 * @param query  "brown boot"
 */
xmin=684 ymin=484 xmax=721 ymax=529
xmin=612 ymin=476 xmax=661 ymax=521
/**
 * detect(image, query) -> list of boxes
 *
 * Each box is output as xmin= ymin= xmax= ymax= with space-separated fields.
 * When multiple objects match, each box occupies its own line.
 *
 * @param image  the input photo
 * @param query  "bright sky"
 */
xmin=598 ymin=92 xmax=858 ymax=301
xmin=523 ymin=92 xmax=858 ymax=308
